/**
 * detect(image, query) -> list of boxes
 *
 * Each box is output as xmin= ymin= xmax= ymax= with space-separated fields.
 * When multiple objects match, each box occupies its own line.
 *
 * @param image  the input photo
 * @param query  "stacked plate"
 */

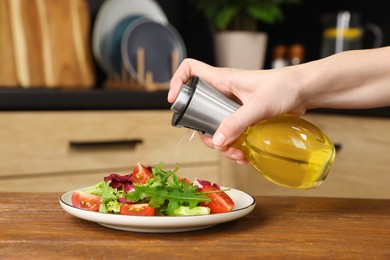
xmin=92 ymin=0 xmax=186 ymax=84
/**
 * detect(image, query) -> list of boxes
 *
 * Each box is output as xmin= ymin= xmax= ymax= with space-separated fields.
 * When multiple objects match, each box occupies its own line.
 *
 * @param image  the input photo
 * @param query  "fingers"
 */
xmin=168 ymin=58 xmax=235 ymax=103
xmin=221 ymin=147 xmax=248 ymax=165
xmin=168 ymin=59 xmax=215 ymax=103
xmin=199 ymin=133 xmax=248 ymax=165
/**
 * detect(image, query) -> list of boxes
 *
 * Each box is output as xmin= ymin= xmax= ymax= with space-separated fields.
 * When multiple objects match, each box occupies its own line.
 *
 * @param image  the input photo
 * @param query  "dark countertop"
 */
xmin=0 ymin=88 xmax=389 ymax=118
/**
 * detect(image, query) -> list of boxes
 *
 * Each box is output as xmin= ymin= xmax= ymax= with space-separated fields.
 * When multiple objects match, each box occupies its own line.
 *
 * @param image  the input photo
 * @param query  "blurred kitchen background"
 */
xmin=90 ymin=0 xmax=390 ymax=87
xmin=87 ymin=0 xmax=390 ymax=88
xmin=0 ymin=0 xmax=389 ymax=198
xmin=2 ymin=0 xmax=390 ymax=90
xmin=151 ymin=0 xmax=390 ymax=70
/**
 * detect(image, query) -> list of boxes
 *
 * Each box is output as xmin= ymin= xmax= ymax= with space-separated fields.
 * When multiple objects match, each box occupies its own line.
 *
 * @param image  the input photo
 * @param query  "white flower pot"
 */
xmin=213 ymin=31 xmax=268 ymax=69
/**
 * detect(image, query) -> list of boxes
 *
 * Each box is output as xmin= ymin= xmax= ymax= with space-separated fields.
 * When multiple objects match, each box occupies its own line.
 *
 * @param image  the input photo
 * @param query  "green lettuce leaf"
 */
xmin=87 ymin=180 xmax=125 ymax=213
xmin=173 ymin=206 xmax=210 ymax=216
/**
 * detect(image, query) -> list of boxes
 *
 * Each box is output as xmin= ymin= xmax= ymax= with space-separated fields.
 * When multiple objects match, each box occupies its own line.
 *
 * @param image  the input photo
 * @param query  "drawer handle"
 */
xmin=69 ymin=139 xmax=143 ymax=149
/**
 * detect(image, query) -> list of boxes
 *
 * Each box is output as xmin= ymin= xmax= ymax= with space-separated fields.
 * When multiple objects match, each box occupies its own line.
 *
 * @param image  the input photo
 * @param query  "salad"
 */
xmin=71 ymin=162 xmax=234 ymax=216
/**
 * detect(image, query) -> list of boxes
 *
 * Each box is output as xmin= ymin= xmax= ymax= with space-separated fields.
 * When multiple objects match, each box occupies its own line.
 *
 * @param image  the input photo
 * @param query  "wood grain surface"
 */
xmin=0 ymin=0 xmax=94 ymax=88
xmin=0 ymin=0 xmax=17 ymax=86
xmin=1 ymin=193 xmax=389 ymax=259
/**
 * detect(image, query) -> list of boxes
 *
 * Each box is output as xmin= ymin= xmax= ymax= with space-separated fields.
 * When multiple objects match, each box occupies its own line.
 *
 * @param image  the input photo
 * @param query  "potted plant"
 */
xmin=193 ymin=0 xmax=300 ymax=69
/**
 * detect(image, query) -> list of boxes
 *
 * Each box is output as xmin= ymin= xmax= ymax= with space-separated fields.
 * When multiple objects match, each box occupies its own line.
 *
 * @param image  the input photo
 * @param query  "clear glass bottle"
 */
xmin=171 ymin=77 xmax=335 ymax=189
xmin=231 ymin=115 xmax=335 ymax=189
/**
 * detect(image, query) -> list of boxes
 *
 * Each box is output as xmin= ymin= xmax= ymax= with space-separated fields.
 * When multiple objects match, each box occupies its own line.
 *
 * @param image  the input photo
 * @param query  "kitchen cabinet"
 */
xmin=1 ymin=110 xmax=389 ymax=198
xmin=221 ymin=114 xmax=390 ymax=199
xmin=0 ymin=110 xmax=221 ymax=192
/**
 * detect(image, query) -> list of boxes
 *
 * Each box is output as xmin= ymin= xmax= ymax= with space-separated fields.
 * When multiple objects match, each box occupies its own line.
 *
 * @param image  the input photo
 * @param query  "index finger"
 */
xmin=168 ymin=59 xmax=216 ymax=103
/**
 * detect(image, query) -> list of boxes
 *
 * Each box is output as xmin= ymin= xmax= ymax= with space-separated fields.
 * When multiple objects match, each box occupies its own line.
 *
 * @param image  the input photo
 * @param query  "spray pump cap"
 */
xmin=171 ymin=76 xmax=241 ymax=137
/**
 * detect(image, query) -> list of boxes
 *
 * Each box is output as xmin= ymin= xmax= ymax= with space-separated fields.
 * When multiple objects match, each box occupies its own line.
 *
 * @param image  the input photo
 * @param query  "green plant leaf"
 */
xmin=192 ymin=0 xmax=300 ymax=31
xmin=247 ymin=4 xmax=283 ymax=24
xmin=215 ymin=7 xmax=238 ymax=31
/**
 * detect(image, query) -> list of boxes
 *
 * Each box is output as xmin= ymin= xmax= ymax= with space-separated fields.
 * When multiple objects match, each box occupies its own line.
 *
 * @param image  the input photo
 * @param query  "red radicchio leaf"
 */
xmin=212 ymin=183 xmax=221 ymax=190
xmin=118 ymin=197 xmax=133 ymax=204
xmin=104 ymin=173 xmax=133 ymax=191
xmin=195 ymin=179 xmax=211 ymax=188
xmin=104 ymin=173 xmax=132 ymax=182
xmin=109 ymin=180 xmax=124 ymax=189
xmin=123 ymin=183 xmax=134 ymax=193
xmin=195 ymin=179 xmax=221 ymax=190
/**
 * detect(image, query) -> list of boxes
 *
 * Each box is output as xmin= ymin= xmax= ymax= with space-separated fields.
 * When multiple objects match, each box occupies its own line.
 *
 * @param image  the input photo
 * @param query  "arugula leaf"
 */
xmin=125 ymin=163 xmax=211 ymax=216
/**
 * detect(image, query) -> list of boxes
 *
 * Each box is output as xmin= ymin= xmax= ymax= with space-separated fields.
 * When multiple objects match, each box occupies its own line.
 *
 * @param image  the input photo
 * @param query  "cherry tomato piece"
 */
xmin=71 ymin=191 xmax=100 ymax=212
xmin=130 ymin=163 xmax=153 ymax=184
xmin=119 ymin=203 xmax=155 ymax=216
xmin=180 ymin=177 xmax=192 ymax=185
xmin=200 ymin=185 xmax=234 ymax=214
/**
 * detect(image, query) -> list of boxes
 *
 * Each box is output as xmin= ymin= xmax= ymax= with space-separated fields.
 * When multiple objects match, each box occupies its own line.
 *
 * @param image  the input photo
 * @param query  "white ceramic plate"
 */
xmin=121 ymin=19 xmax=186 ymax=83
xmin=92 ymin=0 xmax=168 ymax=74
xmin=59 ymin=187 xmax=256 ymax=233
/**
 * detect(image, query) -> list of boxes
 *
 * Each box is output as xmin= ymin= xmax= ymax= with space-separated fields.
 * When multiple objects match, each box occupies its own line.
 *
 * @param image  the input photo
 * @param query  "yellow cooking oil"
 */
xmin=232 ymin=115 xmax=335 ymax=189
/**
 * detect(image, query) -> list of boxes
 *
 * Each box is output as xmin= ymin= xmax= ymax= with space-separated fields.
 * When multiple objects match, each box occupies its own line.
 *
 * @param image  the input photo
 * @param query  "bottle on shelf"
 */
xmin=271 ymin=44 xmax=288 ymax=69
xmin=288 ymin=44 xmax=305 ymax=65
xmin=171 ymin=77 xmax=335 ymax=189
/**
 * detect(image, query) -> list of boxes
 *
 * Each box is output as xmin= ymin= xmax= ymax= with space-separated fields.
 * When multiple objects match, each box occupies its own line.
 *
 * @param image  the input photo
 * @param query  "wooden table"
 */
xmin=1 ymin=192 xmax=389 ymax=259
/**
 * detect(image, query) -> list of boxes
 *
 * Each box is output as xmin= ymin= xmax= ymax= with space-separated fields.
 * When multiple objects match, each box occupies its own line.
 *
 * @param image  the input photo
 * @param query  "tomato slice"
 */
xmin=71 ymin=191 xmax=100 ymax=212
xmin=130 ymin=163 xmax=153 ymax=184
xmin=200 ymin=185 xmax=234 ymax=214
xmin=179 ymin=177 xmax=192 ymax=185
xmin=119 ymin=203 xmax=155 ymax=216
